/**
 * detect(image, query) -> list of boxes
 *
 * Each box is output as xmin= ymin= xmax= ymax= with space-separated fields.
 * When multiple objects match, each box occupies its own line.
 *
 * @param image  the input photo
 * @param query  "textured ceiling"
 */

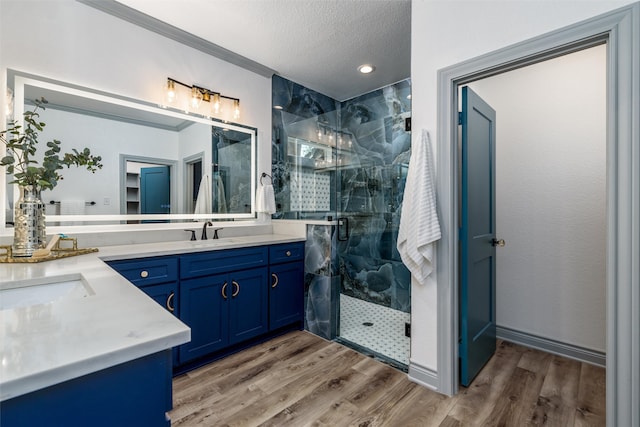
xmin=115 ymin=0 xmax=411 ymax=101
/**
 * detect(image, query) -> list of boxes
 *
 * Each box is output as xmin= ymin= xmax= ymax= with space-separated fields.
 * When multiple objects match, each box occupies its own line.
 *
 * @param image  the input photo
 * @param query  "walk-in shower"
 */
xmin=272 ymin=76 xmax=412 ymax=368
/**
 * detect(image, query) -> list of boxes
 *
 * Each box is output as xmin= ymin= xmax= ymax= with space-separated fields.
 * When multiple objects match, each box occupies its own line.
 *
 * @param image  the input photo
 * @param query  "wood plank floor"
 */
xmin=171 ymin=331 xmax=605 ymax=426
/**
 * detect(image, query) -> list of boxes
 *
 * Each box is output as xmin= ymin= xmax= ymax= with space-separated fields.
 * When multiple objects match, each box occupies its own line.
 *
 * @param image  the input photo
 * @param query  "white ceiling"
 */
xmin=114 ymin=0 xmax=411 ymax=101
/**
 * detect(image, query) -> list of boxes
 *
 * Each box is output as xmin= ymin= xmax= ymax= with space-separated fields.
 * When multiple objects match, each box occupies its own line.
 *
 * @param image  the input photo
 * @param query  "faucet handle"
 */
xmin=213 ymin=228 xmax=224 ymax=240
xmin=184 ymin=229 xmax=196 ymax=241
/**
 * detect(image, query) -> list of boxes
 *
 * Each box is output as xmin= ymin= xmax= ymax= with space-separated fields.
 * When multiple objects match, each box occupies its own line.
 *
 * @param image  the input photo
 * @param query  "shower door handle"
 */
xmin=338 ymin=217 xmax=349 ymax=241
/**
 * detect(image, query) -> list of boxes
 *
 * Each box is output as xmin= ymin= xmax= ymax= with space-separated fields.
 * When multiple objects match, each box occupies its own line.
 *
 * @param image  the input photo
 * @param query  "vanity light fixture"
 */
xmin=163 ymin=78 xmax=240 ymax=119
xmin=358 ymin=64 xmax=375 ymax=74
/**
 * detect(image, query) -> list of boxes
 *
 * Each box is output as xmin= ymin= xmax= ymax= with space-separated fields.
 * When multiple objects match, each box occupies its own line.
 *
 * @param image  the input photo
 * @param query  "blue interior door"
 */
xmin=460 ymin=86 xmax=497 ymax=386
xmin=140 ymin=166 xmax=170 ymax=215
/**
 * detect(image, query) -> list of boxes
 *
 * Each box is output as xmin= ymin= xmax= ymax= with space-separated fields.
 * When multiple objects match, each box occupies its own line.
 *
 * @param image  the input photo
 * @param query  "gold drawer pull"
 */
xmin=140 ymin=270 xmax=149 ymax=278
xmin=221 ymin=282 xmax=228 ymax=299
xmin=166 ymin=292 xmax=175 ymax=312
xmin=286 ymin=251 xmax=291 ymax=257
xmin=271 ymin=273 xmax=279 ymax=288
xmin=232 ymin=281 xmax=240 ymax=297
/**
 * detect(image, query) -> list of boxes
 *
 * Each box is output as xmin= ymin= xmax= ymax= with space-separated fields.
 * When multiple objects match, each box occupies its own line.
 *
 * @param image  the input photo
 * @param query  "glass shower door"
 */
xmin=336 ymin=81 xmax=412 ymax=368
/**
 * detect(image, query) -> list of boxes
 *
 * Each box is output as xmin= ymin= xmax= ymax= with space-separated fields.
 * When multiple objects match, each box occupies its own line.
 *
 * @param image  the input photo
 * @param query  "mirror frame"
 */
xmin=3 ymin=71 xmax=257 ymax=231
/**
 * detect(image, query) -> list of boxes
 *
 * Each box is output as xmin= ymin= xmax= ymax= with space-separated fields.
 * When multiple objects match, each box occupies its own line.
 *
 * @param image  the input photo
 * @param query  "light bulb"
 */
xmin=164 ymin=79 xmax=177 ymax=105
xmin=191 ymin=87 xmax=202 ymax=110
xmin=233 ymin=99 xmax=240 ymax=119
xmin=212 ymin=93 xmax=221 ymax=114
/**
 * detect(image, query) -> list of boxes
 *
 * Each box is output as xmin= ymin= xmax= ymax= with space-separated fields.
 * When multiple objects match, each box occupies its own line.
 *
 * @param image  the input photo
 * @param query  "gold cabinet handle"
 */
xmin=140 ymin=270 xmax=149 ymax=278
xmin=286 ymin=250 xmax=291 ymax=257
xmin=166 ymin=292 xmax=175 ymax=313
xmin=232 ymin=281 xmax=240 ymax=297
xmin=271 ymin=273 xmax=279 ymax=288
xmin=221 ymin=282 xmax=228 ymax=299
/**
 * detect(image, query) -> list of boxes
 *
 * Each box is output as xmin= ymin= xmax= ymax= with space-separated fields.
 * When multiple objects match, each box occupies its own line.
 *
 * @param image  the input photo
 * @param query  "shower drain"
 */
xmin=362 ymin=322 xmax=374 ymax=327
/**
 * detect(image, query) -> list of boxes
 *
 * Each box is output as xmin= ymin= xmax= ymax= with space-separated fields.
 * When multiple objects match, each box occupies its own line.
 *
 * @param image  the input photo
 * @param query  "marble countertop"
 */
xmin=0 ymin=233 xmax=305 ymax=401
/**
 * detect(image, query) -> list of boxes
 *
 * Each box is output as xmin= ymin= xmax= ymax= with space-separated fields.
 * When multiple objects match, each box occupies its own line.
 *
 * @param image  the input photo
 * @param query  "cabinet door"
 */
xmin=140 ymin=282 xmax=179 ymax=367
xmin=140 ymin=282 xmax=178 ymax=317
xmin=269 ymin=262 xmax=304 ymax=330
xmin=229 ymin=267 xmax=269 ymax=345
xmin=179 ymin=273 xmax=229 ymax=363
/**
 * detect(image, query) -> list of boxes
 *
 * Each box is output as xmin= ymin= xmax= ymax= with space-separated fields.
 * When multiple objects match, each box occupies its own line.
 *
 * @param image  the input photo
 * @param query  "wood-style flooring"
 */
xmin=171 ymin=331 xmax=605 ymax=426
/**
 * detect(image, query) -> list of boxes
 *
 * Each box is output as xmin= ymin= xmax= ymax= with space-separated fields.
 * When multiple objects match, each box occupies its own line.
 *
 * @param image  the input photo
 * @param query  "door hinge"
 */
xmin=458 ymin=111 xmax=463 ymax=125
xmin=405 ymin=322 xmax=411 ymax=337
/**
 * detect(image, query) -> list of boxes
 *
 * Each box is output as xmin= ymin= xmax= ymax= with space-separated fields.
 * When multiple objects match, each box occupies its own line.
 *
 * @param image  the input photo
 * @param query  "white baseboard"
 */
xmin=496 ymin=326 xmax=606 ymax=367
xmin=407 ymin=361 xmax=439 ymax=391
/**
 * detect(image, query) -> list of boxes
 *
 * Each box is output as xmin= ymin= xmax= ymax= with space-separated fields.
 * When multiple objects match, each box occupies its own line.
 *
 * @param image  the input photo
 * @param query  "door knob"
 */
xmin=492 ymin=238 xmax=505 ymax=247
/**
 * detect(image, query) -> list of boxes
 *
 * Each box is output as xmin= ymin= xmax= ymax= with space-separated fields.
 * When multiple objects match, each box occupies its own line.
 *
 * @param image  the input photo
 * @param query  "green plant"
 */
xmin=1 ymin=97 xmax=103 ymax=190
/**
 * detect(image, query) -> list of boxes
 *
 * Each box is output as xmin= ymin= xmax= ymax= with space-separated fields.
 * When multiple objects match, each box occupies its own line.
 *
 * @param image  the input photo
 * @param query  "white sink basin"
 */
xmin=0 ymin=274 xmax=94 ymax=311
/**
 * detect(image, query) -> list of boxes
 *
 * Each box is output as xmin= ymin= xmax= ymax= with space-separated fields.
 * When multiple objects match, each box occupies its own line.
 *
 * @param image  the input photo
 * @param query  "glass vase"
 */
xmin=12 ymin=185 xmax=46 ymax=257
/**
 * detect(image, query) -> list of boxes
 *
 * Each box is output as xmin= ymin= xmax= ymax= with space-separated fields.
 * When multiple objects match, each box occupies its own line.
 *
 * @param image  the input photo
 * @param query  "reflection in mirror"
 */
xmin=3 ymin=72 xmax=256 ymax=229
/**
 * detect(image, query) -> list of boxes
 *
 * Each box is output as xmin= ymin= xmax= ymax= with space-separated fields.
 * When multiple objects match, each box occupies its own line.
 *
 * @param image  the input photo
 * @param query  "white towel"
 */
xmin=397 ymin=129 xmax=441 ymax=283
xmin=194 ymin=174 xmax=212 ymax=215
xmin=214 ymin=175 xmax=227 ymax=213
xmin=256 ymin=183 xmax=276 ymax=214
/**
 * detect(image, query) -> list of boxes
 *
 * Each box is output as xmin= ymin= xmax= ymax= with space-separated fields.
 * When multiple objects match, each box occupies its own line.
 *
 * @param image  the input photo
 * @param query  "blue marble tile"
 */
xmin=274 ymin=77 xmax=413 ymax=336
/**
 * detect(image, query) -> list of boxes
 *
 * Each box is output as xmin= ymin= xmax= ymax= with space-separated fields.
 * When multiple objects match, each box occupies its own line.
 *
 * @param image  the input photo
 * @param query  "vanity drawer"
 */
xmin=269 ymin=242 xmax=304 ymax=264
xmin=180 ymin=246 xmax=268 ymax=279
xmin=107 ymin=257 xmax=179 ymax=286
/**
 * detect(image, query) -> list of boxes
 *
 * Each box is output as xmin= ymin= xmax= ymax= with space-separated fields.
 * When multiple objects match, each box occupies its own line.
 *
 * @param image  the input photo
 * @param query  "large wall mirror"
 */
xmin=3 ymin=71 xmax=256 ymax=230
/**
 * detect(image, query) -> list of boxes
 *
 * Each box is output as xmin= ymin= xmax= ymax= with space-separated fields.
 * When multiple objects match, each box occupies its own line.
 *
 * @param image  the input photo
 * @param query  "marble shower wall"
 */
xmin=304 ymin=224 xmax=339 ymax=339
xmin=338 ymin=81 xmax=412 ymax=313
xmin=272 ymin=75 xmax=339 ymax=220
xmin=273 ymin=77 xmax=412 ymax=341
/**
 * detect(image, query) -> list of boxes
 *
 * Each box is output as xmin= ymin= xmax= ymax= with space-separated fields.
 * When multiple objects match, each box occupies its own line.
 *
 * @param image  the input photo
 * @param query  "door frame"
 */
xmin=435 ymin=4 xmax=639 ymax=427
xmin=119 ymin=154 xmax=178 ymax=215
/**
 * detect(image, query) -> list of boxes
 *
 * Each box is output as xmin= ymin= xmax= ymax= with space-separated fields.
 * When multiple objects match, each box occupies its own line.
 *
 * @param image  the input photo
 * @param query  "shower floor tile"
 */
xmin=339 ymin=294 xmax=410 ymax=366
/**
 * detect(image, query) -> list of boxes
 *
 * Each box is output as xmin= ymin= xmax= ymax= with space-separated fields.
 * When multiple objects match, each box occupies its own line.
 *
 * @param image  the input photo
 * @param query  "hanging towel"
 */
xmin=256 ymin=182 xmax=276 ymax=214
xmin=397 ymin=129 xmax=441 ymax=283
xmin=194 ymin=174 xmax=212 ymax=215
xmin=214 ymin=174 xmax=227 ymax=213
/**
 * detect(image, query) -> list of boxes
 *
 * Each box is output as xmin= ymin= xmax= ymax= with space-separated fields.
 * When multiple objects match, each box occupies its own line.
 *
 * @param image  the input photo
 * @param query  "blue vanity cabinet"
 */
xmin=106 ymin=242 xmax=303 ymax=370
xmin=106 ymin=257 xmax=180 ymax=365
xmin=179 ymin=273 xmax=229 ymax=362
xmin=178 ymin=247 xmax=269 ymax=365
xmin=269 ymin=243 xmax=305 ymax=330
xmin=1 ymin=350 xmax=173 ymax=427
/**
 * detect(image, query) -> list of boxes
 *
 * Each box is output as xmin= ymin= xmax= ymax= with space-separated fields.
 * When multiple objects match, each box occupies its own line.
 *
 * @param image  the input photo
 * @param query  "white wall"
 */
xmin=38 ymin=108 xmax=180 ymax=215
xmin=469 ymin=45 xmax=607 ymax=352
xmin=178 ymin=122 xmax=212 ymax=213
xmin=410 ymin=0 xmax=635 ymax=374
xmin=0 ymin=0 xmax=271 ymax=221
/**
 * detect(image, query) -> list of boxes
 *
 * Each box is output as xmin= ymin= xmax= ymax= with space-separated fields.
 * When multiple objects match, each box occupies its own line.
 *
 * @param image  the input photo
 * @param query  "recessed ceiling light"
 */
xmin=274 ymin=105 xmax=283 ymax=110
xmin=358 ymin=64 xmax=375 ymax=74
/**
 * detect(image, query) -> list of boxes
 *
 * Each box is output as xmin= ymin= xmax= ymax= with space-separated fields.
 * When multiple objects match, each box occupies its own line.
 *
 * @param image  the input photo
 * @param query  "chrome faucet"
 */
xmin=201 ymin=221 xmax=213 ymax=240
